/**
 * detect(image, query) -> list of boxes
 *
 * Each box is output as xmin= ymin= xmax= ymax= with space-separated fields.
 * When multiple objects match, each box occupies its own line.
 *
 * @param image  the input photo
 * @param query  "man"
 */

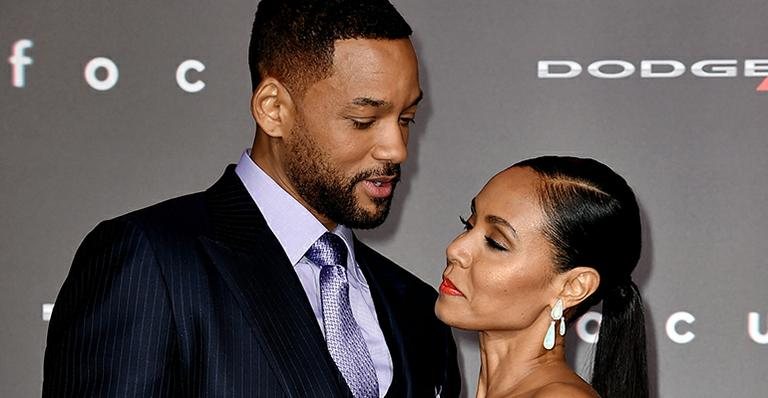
xmin=43 ymin=0 xmax=460 ymax=397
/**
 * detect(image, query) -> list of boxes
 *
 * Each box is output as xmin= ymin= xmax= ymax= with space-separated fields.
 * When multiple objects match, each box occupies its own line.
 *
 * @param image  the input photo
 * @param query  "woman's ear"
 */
xmin=558 ymin=267 xmax=600 ymax=310
xmin=251 ymin=77 xmax=296 ymax=138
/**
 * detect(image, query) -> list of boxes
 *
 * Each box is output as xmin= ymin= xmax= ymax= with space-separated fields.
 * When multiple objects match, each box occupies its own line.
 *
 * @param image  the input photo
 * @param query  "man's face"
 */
xmin=283 ymin=38 xmax=421 ymax=229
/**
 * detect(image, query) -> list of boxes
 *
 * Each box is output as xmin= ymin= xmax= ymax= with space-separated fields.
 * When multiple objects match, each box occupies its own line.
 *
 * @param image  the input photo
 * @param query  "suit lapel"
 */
xmin=354 ymin=239 xmax=413 ymax=398
xmin=200 ymin=166 xmax=351 ymax=397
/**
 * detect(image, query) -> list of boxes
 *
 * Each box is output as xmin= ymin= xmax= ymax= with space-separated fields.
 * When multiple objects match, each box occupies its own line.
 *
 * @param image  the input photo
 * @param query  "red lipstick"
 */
xmin=439 ymin=277 xmax=464 ymax=297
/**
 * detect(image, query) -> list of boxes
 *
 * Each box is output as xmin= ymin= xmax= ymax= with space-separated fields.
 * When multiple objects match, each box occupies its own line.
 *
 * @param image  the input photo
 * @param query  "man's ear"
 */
xmin=558 ymin=267 xmax=600 ymax=310
xmin=251 ymin=77 xmax=296 ymax=138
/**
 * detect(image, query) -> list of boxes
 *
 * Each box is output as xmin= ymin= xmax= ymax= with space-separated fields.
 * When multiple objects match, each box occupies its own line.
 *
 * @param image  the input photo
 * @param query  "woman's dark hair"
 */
xmin=513 ymin=156 xmax=648 ymax=398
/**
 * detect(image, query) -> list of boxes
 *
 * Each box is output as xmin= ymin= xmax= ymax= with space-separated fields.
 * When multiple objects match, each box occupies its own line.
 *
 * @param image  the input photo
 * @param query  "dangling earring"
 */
xmin=543 ymin=298 xmax=565 ymax=350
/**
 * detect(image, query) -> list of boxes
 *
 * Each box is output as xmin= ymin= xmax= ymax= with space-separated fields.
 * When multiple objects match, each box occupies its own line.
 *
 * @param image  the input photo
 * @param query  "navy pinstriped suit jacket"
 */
xmin=43 ymin=166 xmax=460 ymax=397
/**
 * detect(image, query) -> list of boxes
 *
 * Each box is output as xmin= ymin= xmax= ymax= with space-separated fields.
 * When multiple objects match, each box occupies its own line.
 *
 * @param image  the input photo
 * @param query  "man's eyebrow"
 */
xmin=352 ymin=97 xmax=390 ymax=108
xmin=486 ymin=215 xmax=518 ymax=239
xmin=349 ymin=90 xmax=423 ymax=110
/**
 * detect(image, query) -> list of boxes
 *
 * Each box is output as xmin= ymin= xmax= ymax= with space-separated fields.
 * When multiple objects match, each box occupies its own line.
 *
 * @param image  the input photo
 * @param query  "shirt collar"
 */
xmin=234 ymin=151 xmax=366 ymax=283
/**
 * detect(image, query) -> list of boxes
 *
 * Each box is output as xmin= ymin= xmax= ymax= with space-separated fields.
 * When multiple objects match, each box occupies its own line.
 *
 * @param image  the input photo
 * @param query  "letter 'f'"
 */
xmin=9 ymin=39 xmax=34 ymax=88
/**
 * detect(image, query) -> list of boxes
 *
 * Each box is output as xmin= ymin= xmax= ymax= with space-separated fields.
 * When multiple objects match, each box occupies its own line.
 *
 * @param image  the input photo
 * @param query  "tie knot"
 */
xmin=306 ymin=232 xmax=348 ymax=269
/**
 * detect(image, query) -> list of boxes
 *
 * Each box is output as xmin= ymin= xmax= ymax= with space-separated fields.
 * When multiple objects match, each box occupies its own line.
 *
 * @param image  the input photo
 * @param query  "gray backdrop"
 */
xmin=2 ymin=0 xmax=767 ymax=396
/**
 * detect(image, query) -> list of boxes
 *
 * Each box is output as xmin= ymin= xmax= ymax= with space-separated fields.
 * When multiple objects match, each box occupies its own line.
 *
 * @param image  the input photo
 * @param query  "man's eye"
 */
xmin=399 ymin=117 xmax=415 ymax=127
xmin=350 ymin=119 xmax=374 ymax=129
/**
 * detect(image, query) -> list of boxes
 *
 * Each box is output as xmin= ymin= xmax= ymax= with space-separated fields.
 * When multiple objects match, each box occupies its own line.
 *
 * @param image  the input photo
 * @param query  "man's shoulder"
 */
xmin=98 ymin=191 xmax=209 ymax=244
xmin=121 ymin=191 xmax=206 ymax=221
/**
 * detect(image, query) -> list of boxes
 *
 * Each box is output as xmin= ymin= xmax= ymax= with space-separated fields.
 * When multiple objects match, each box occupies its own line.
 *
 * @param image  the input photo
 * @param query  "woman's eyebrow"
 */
xmin=486 ymin=214 xmax=518 ymax=239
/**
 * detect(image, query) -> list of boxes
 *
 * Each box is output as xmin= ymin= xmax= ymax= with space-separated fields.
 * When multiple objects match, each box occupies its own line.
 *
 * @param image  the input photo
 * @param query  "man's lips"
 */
xmin=439 ymin=277 xmax=465 ymax=297
xmin=362 ymin=175 xmax=398 ymax=199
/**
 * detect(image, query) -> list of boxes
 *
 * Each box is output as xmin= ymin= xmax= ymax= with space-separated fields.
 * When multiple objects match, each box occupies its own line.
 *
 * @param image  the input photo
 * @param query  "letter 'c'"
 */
xmin=176 ymin=59 xmax=206 ymax=93
xmin=666 ymin=311 xmax=696 ymax=344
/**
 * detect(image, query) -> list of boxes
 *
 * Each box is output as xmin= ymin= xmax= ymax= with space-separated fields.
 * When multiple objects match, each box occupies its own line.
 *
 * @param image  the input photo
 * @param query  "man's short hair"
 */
xmin=248 ymin=0 xmax=413 ymax=94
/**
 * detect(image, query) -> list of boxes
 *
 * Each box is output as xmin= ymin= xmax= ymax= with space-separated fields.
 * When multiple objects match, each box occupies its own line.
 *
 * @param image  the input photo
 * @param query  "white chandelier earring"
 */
xmin=543 ymin=298 xmax=566 ymax=350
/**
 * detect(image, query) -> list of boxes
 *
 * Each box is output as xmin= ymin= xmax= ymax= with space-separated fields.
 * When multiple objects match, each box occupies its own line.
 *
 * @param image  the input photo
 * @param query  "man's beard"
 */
xmin=283 ymin=124 xmax=401 ymax=229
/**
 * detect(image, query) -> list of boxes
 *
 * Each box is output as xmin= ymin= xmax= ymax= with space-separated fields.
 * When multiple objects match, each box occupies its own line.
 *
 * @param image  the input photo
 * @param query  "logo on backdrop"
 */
xmin=7 ymin=39 xmax=206 ymax=93
xmin=9 ymin=39 xmax=768 ymax=93
xmin=538 ymin=59 xmax=768 ymax=92
xmin=41 ymin=304 xmax=767 ymax=345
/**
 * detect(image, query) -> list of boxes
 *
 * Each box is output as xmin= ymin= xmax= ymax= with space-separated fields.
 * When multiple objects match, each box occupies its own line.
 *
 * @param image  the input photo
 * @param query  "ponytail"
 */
xmin=592 ymin=281 xmax=648 ymax=398
xmin=513 ymin=156 xmax=648 ymax=396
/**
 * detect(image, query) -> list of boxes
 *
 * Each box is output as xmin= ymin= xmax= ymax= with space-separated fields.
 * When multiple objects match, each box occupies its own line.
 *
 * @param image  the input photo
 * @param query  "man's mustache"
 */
xmin=350 ymin=164 xmax=402 ymax=186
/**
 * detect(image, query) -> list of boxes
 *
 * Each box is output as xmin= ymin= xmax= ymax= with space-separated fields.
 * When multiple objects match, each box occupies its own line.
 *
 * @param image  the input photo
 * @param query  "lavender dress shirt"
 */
xmin=235 ymin=151 xmax=393 ymax=396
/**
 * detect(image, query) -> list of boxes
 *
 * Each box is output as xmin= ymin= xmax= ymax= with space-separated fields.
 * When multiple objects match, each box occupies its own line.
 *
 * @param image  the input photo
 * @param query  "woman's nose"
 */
xmin=446 ymin=234 xmax=472 ymax=269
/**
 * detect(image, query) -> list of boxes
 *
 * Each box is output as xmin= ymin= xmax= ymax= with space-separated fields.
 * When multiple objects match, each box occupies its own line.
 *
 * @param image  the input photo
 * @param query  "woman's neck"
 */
xmin=476 ymin=329 xmax=568 ymax=398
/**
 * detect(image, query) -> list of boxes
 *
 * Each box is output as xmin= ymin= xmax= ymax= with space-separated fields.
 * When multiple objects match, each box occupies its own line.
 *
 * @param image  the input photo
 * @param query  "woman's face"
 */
xmin=435 ymin=167 xmax=560 ymax=331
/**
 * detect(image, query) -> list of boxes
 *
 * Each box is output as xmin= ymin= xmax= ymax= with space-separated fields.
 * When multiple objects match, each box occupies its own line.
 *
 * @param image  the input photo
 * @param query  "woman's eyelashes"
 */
xmin=484 ymin=236 xmax=507 ymax=251
xmin=459 ymin=215 xmax=473 ymax=231
xmin=459 ymin=215 xmax=508 ymax=252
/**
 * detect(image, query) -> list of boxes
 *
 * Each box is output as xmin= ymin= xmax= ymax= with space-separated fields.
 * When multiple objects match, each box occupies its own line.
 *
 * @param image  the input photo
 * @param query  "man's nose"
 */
xmin=371 ymin=121 xmax=408 ymax=164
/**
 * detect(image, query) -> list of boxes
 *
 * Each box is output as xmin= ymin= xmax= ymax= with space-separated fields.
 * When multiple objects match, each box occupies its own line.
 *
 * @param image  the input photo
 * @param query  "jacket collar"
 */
xmin=201 ymin=165 xmax=415 ymax=396
xmin=354 ymin=240 xmax=412 ymax=397
xmin=200 ymin=165 xmax=352 ymax=397
xmin=204 ymin=165 xmax=273 ymax=251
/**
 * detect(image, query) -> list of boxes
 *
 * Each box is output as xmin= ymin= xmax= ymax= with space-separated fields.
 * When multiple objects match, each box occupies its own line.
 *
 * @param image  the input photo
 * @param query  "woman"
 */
xmin=436 ymin=156 xmax=648 ymax=398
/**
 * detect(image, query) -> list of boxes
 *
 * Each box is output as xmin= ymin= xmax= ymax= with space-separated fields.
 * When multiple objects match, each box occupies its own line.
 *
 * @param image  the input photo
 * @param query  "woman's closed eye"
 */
xmin=484 ymin=236 xmax=507 ymax=251
xmin=460 ymin=215 xmax=508 ymax=251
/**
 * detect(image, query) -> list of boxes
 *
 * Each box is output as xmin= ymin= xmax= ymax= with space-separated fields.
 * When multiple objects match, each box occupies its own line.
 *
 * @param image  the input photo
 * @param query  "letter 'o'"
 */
xmin=576 ymin=311 xmax=603 ymax=344
xmin=84 ymin=57 xmax=119 ymax=91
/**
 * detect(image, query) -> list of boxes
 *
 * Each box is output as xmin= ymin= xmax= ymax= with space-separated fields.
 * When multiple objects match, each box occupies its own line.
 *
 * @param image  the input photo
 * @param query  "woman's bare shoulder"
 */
xmin=530 ymin=381 xmax=599 ymax=398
